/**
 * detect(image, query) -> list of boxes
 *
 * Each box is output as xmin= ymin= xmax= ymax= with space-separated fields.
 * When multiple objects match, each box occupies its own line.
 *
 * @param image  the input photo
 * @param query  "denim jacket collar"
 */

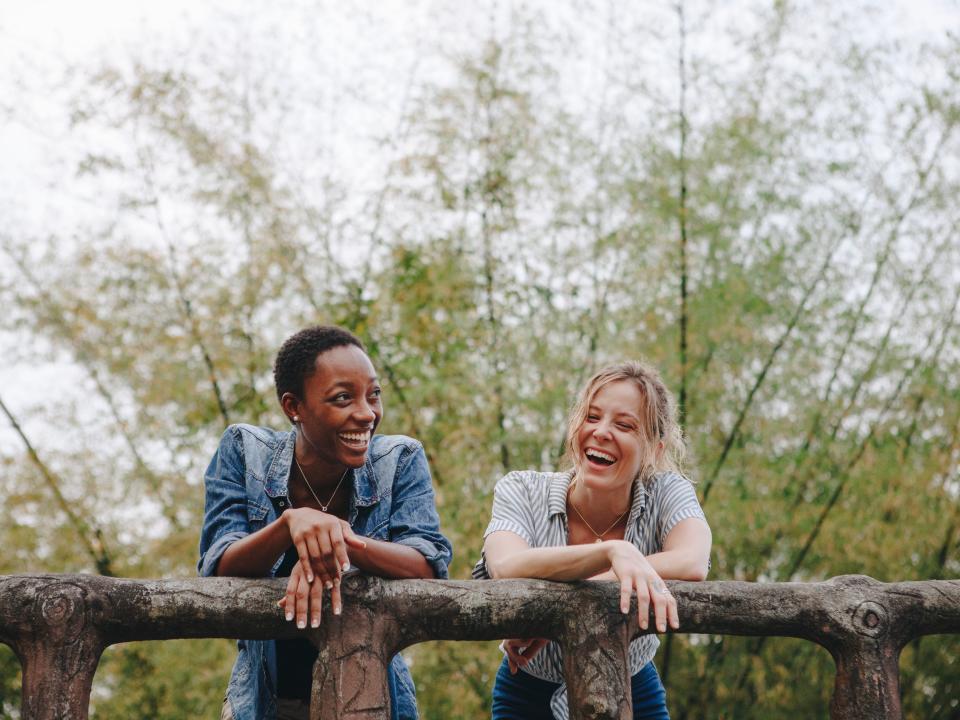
xmin=262 ymin=428 xmax=380 ymax=507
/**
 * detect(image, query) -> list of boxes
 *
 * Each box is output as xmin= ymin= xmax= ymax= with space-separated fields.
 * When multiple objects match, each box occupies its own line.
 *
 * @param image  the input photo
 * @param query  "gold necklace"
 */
xmin=294 ymin=454 xmax=348 ymax=513
xmin=567 ymin=484 xmax=630 ymax=543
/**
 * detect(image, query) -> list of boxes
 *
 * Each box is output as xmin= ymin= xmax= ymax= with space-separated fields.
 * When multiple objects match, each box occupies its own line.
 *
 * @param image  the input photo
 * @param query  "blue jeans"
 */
xmin=491 ymin=658 xmax=669 ymax=720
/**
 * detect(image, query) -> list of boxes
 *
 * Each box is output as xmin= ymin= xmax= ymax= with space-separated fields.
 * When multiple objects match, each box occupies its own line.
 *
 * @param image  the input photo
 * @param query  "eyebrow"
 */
xmin=324 ymin=376 xmax=380 ymax=391
xmin=587 ymin=405 xmax=640 ymax=420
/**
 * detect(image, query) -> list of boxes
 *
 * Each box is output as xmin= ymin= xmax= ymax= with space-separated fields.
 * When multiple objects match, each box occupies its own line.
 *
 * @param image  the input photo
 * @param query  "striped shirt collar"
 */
xmin=546 ymin=470 xmax=648 ymax=528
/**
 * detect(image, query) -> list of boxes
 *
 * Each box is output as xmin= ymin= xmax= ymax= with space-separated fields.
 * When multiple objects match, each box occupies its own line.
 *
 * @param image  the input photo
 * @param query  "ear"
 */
xmin=280 ymin=392 xmax=302 ymax=424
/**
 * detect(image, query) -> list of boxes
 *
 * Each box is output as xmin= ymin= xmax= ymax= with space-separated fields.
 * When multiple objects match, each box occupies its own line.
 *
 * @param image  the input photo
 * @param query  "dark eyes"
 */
xmin=330 ymin=389 xmax=381 ymax=403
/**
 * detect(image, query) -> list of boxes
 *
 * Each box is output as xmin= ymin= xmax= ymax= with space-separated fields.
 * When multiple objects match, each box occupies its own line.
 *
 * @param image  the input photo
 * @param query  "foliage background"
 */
xmin=1 ymin=1 xmax=958 ymax=717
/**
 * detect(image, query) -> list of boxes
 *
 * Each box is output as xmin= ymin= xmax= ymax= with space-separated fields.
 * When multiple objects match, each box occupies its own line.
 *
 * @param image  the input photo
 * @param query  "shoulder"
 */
xmin=646 ymin=470 xmax=704 ymax=512
xmin=647 ymin=470 xmax=695 ymax=493
xmin=368 ymin=433 xmax=422 ymax=463
xmin=493 ymin=470 xmax=565 ymax=507
xmin=226 ymin=423 xmax=287 ymax=444
xmin=215 ymin=424 xmax=290 ymax=470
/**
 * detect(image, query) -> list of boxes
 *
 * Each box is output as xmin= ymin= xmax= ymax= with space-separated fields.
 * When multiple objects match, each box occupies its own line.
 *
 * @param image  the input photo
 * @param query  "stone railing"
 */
xmin=0 ymin=574 xmax=958 ymax=719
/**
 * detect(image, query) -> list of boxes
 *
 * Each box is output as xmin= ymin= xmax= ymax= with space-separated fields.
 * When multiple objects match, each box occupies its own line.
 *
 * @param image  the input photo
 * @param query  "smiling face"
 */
xmin=288 ymin=344 xmax=382 ymax=471
xmin=574 ymin=379 xmax=653 ymax=492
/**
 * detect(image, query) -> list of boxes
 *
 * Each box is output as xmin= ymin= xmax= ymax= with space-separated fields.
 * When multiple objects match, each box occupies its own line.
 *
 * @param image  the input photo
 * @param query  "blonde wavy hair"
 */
xmin=563 ymin=361 xmax=688 ymax=484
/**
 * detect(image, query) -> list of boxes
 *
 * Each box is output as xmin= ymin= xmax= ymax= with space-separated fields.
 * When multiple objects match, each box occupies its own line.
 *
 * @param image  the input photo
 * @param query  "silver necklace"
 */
xmin=294 ymin=454 xmax=348 ymax=513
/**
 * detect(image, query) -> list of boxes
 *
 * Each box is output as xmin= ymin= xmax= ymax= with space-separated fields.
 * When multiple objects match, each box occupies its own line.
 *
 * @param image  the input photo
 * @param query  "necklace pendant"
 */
xmin=595 ymin=538 xmax=603 ymax=543
xmin=320 ymin=504 xmax=328 ymax=512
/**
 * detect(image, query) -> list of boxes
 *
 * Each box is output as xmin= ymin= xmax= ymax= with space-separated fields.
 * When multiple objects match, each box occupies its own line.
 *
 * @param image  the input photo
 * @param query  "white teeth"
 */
xmin=586 ymin=448 xmax=616 ymax=463
xmin=340 ymin=432 xmax=370 ymax=443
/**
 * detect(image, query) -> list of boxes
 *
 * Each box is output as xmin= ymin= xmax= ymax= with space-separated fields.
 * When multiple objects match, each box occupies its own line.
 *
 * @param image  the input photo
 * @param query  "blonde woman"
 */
xmin=474 ymin=362 xmax=712 ymax=720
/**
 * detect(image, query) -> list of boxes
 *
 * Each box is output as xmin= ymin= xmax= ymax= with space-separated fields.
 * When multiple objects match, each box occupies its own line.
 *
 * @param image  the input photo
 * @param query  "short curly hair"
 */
xmin=273 ymin=325 xmax=365 ymax=401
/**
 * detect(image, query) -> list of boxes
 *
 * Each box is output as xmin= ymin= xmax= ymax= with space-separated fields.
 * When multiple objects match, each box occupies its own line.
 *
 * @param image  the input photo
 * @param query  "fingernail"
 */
xmin=276 ymin=600 xmax=283 ymax=607
xmin=641 ymin=620 xmax=648 ymax=629
xmin=342 ymin=562 xmax=350 ymax=572
xmin=311 ymin=618 xmax=320 ymax=628
xmin=659 ymin=623 xmax=666 ymax=632
xmin=621 ymin=604 xmax=628 ymax=614
xmin=334 ymin=605 xmax=341 ymax=616
xmin=297 ymin=619 xmax=306 ymax=629
xmin=286 ymin=611 xmax=293 ymax=621
xmin=325 ymin=581 xmax=333 ymax=590
xmin=307 ymin=574 xmax=313 ymax=583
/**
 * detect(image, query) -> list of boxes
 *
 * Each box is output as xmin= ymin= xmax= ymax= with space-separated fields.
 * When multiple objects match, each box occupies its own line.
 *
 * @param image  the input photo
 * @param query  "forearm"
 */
xmin=348 ymin=538 xmax=436 ymax=579
xmin=215 ymin=514 xmax=291 ymax=577
xmin=486 ymin=543 xmax=612 ymax=581
xmin=644 ymin=548 xmax=709 ymax=581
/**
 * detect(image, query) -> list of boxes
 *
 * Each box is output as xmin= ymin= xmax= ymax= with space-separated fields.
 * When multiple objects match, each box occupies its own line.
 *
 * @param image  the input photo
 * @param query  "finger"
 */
xmin=295 ymin=573 xmax=311 ymax=629
xmin=667 ymin=592 xmax=680 ymax=630
xmin=620 ymin=577 xmax=633 ymax=616
xmin=331 ymin=576 xmax=342 ymax=617
xmin=650 ymin=582 xmax=668 ymax=633
xmin=317 ymin=533 xmax=340 ymax=586
xmin=306 ymin=535 xmax=326 ymax=585
xmin=308 ymin=536 xmax=335 ymax=590
xmin=305 ymin=535 xmax=323 ymax=568
xmin=309 ymin=571 xmax=324 ymax=628
xmin=331 ymin=526 xmax=351 ymax=575
xmin=284 ymin=574 xmax=298 ymax=622
xmin=343 ymin=525 xmax=367 ymax=550
xmin=503 ymin=643 xmax=523 ymax=674
xmin=635 ymin=578 xmax=650 ymax=630
xmin=294 ymin=540 xmax=313 ymax=584
xmin=525 ymin=638 xmax=548 ymax=660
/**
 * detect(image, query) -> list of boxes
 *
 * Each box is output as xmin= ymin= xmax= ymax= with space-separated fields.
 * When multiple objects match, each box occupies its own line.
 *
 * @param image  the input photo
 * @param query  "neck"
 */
xmin=568 ymin=471 xmax=633 ymax=522
xmin=294 ymin=431 xmax=349 ymax=489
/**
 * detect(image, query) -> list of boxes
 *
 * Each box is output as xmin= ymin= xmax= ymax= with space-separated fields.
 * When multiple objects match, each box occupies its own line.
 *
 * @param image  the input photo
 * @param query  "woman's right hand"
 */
xmin=605 ymin=540 xmax=679 ymax=634
xmin=502 ymin=637 xmax=548 ymax=674
xmin=283 ymin=508 xmax=366 ymax=588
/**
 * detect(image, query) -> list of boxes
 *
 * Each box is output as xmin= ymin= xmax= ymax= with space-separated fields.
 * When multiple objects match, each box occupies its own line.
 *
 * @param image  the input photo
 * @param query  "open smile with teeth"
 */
xmin=585 ymin=448 xmax=617 ymax=466
xmin=339 ymin=431 xmax=371 ymax=448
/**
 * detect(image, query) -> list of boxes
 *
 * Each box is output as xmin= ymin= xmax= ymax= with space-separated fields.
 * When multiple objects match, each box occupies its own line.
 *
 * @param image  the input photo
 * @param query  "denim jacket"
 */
xmin=199 ymin=424 xmax=453 ymax=720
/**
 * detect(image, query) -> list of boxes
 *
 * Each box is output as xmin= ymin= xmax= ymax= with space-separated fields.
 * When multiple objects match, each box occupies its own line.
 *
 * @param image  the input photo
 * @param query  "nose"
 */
xmin=592 ymin=419 xmax=612 ymax=440
xmin=355 ymin=398 xmax=377 ymax=424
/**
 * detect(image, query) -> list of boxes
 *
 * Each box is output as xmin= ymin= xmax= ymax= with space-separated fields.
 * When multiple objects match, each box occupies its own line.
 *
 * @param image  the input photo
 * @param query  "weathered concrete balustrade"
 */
xmin=0 ymin=574 xmax=958 ymax=719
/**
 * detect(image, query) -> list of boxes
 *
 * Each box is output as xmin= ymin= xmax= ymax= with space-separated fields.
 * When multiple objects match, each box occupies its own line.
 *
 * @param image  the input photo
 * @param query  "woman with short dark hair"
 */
xmin=200 ymin=325 xmax=452 ymax=720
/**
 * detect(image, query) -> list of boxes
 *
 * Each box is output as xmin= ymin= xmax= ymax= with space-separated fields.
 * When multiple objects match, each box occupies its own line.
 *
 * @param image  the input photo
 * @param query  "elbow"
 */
xmin=684 ymin=558 xmax=710 ymax=582
xmin=486 ymin=559 xmax=515 ymax=580
xmin=684 ymin=566 xmax=709 ymax=582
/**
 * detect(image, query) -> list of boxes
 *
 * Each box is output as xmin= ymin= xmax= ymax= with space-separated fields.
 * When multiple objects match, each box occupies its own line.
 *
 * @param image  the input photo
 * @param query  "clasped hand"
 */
xmin=277 ymin=508 xmax=366 ymax=629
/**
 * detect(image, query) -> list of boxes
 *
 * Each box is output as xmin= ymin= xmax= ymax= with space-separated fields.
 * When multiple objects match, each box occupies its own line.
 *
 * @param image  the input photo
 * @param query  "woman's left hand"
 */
xmin=278 ymin=561 xmax=342 ymax=628
xmin=502 ymin=637 xmax=548 ymax=674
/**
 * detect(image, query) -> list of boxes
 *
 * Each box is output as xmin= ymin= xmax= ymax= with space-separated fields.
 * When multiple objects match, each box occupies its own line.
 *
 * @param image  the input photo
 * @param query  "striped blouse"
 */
xmin=472 ymin=469 xmax=707 ymax=720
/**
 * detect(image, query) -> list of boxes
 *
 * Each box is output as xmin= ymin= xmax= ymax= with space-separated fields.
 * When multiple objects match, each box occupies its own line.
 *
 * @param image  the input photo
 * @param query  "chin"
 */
xmin=579 ymin=467 xmax=630 ymax=490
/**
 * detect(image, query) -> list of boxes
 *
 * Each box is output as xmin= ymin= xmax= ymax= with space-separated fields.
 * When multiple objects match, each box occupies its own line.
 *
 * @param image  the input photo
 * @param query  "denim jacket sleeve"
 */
xmin=388 ymin=442 xmax=453 ymax=579
xmin=198 ymin=426 xmax=251 ymax=577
